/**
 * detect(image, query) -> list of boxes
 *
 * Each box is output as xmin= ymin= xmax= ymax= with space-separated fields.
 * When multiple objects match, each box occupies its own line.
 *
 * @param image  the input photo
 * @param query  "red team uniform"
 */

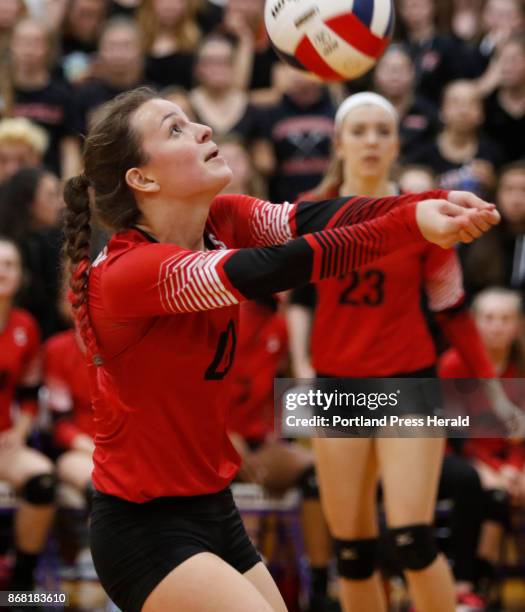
xmin=84 ymin=191 xmax=444 ymax=502
xmin=228 ymin=299 xmax=288 ymax=442
xmin=438 ymin=350 xmax=525 ymax=473
xmin=44 ymin=330 xmax=93 ymax=449
xmin=0 ymin=308 xmax=41 ymax=432
xmin=295 ymin=189 xmax=496 ymax=379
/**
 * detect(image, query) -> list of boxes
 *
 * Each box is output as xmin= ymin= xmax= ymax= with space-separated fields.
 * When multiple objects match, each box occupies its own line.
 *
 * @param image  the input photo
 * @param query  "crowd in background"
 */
xmin=0 ymin=0 xmax=524 ymax=610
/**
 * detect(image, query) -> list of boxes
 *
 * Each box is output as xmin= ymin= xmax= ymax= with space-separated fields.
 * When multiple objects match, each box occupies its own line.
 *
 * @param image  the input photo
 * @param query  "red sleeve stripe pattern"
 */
xmin=426 ymin=255 xmax=465 ymax=312
xmin=250 ymin=200 xmax=295 ymax=246
xmin=159 ymin=250 xmax=239 ymax=313
xmin=305 ymin=204 xmax=420 ymax=281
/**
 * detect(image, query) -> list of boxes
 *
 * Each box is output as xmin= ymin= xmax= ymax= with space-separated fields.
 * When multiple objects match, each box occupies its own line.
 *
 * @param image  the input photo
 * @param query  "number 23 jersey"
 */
xmin=311 ymin=238 xmax=464 ymax=377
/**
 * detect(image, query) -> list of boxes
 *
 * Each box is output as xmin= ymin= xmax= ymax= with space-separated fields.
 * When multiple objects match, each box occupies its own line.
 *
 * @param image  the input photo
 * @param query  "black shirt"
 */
xmin=404 ymin=35 xmax=473 ymax=104
xmin=145 ymin=52 xmax=196 ymax=91
xmin=399 ymin=96 xmax=440 ymax=159
xmin=257 ymin=90 xmax=335 ymax=202
xmin=13 ymin=79 xmax=81 ymax=174
xmin=484 ymin=91 xmax=525 ymax=165
xmin=407 ymin=136 xmax=503 ymax=195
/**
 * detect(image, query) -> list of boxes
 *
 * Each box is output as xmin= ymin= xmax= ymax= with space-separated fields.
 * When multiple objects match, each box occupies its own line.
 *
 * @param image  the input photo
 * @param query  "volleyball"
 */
xmin=264 ymin=0 xmax=395 ymax=81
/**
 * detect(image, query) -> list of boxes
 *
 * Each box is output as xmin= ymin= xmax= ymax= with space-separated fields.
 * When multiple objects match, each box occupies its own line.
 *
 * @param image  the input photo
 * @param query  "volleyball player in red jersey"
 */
xmin=287 ymin=93 xmax=503 ymax=612
xmin=61 ymin=87 xmax=499 ymax=612
xmin=0 ymin=237 xmax=56 ymax=592
xmin=439 ymin=287 xmax=525 ymax=588
xmin=44 ymin=298 xmax=94 ymax=506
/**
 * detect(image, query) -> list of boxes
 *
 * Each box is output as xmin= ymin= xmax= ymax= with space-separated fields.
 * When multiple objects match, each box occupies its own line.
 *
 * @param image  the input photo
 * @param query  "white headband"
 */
xmin=335 ymin=92 xmax=398 ymax=128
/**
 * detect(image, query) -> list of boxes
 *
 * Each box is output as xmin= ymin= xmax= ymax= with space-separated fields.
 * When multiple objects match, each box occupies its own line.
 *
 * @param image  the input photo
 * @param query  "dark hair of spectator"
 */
xmin=138 ymin=0 xmax=201 ymax=53
xmin=0 ymin=166 xmax=50 ymax=238
xmin=498 ymin=159 xmax=525 ymax=180
xmin=63 ymin=87 xmax=157 ymax=364
xmin=394 ymin=0 xmax=453 ymax=40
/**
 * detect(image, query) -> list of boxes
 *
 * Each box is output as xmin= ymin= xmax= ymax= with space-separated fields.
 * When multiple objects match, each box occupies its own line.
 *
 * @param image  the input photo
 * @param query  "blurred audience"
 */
xmin=190 ymin=34 xmax=259 ymax=140
xmin=75 ymin=17 xmax=147 ymax=132
xmin=373 ymin=44 xmax=439 ymax=157
xmin=138 ymin=0 xmax=201 ymax=90
xmin=5 ymin=18 xmax=82 ymax=178
xmin=407 ymin=79 xmax=501 ymax=196
xmin=0 ymin=166 xmax=65 ymax=338
xmin=0 ymin=118 xmax=47 ymax=185
xmin=462 ymin=160 xmax=525 ymax=298
xmin=255 ymin=66 xmax=335 ymax=203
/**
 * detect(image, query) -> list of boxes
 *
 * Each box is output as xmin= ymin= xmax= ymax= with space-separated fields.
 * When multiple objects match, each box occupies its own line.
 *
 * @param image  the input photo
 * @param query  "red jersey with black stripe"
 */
xmin=83 ymin=192 xmax=433 ymax=501
xmin=44 ymin=330 xmax=93 ymax=449
xmin=300 ymin=190 xmax=462 ymax=376
xmin=0 ymin=308 xmax=41 ymax=431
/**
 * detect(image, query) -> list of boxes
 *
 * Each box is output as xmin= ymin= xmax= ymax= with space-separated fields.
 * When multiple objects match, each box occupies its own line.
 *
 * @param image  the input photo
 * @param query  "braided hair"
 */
xmin=62 ymin=87 xmax=158 ymax=365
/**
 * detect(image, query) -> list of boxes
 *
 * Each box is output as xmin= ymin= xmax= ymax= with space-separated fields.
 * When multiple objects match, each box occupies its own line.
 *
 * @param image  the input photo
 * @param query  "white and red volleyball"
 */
xmin=264 ymin=0 xmax=394 ymax=81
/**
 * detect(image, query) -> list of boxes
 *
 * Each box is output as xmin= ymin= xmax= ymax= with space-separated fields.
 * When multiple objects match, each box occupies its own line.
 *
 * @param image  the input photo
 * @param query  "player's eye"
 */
xmin=170 ymin=124 xmax=183 ymax=136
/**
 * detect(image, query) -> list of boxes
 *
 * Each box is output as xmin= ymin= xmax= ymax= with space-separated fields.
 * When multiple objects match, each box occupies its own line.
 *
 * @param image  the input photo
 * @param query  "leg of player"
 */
xmin=312 ymin=438 xmax=385 ymax=612
xmin=247 ymin=441 xmax=333 ymax=610
xmin=142 ymin=553 xmax=285 ymax=612
xmin=376 ymin=436 xmax=455 ymax=612
xmin=56 ymin=450 xmax=93 ymax=495
xmin=0 ymin=446 xmax=56 ymax=589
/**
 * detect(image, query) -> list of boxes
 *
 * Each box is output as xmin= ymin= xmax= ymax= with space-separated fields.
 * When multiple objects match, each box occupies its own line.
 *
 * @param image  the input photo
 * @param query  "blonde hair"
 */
xmin=138 ymin=0 xmax=201 ymax=53
xmin=0 ymin=117 xmax=48 ymax=154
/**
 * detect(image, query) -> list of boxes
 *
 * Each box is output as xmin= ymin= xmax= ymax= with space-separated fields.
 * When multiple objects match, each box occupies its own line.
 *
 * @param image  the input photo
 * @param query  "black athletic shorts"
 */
xmin=315 ymin=365 xmax=442 ymax=436
xmin=90 ymin=487 xmax=261 ymax=612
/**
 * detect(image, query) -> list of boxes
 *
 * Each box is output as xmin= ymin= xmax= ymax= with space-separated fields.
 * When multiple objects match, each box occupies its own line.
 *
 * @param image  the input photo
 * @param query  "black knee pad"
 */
xmin=297 ymin=465 xmax=319 ymax=500
xmin=22 ymin=473 xmax=57 ymax=505
xmin=388 ymin=524 xmax=438 ymax=571
xmin=334 ymin=537 xmax=379 ymax=580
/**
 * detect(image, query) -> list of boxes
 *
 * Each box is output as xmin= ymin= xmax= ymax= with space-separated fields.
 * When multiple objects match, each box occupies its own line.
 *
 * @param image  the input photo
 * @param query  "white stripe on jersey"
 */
xmin=426 ymin=252 xmax=464 ymax=312
xmin=250 ymin=200 xmax=294 ymax=246
xmin=158 ymin=251 xmax=238 ymax=313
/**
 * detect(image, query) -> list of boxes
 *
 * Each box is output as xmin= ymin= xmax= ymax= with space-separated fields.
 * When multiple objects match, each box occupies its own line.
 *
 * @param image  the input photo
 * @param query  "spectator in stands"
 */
xmin=218 ymin=135 xmax=266 ymax=199
xmin=462 ymin=160 xmax=525 ymax=298
xmin=5 ymin=18 xmax=82 ymax=178
xmin=395 ymin=0 xmax=472 ymax=103
xmin=0 ymin=236 xmax=56 ymax=593
xmin=373 ymin=44 xmax=439 ymax=158
xmin=138 ymin=0 xmax=201 ymax=91
xmin=45 ymin=287 xmax=93 ymax=511
xmin=451 ymin=0 xmax=484 ymax=43
xmin=469 ymin=0 xmax=525 ymax=82
xmin=0 ymin=166 xmax=65 ymax=338
xmin=58 ymin=0 xmax=108 ymax=83
xmin=397 ymin=163 xmax=436 ymax=193
xmin=407 ymin=79 xmax=501 ymax=197
xmin=254 ymin=66 xmax=335 ymax=203
xmin=0 ymin=0 xmax=26 ymax=64
xmin=0 ymin=118 xmax=47 ymax=185
xmin=483 ymin=35 xmax=525 ymax=164
xmin=221 ymin=0 xmax=277 ymax=95
xmin=439 ymin=287 xmax=525 ymax=596
xmin=190 ymin=34 xmax=259 ymax=140
xmin=75 ymin=17 xmax=147 ymax=132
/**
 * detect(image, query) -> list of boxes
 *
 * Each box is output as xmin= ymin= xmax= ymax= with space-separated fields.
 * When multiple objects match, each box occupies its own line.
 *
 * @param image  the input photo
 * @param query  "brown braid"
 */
xmin=62 ymin=87 xmax=159 ymax=365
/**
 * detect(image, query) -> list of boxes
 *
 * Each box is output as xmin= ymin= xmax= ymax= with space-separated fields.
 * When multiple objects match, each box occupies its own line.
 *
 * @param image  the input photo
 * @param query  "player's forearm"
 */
xmin=225 ymin=202 xmax=422 ymax=300
xmin=293 ymin=190 xmax=448 ymax=235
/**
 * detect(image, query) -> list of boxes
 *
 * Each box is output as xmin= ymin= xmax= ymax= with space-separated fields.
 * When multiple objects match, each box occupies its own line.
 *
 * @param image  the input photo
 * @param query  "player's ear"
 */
xmin=125 ymin=168 xmax=160 ymax=194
